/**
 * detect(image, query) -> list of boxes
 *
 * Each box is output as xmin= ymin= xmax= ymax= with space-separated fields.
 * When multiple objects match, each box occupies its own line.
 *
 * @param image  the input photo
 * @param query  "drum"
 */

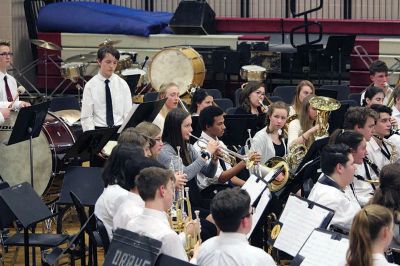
xmin=240 ymin=65 xmax=267 ymax=81
xmin=116 ymin=54 xmax=133 ymax=73
xmin=148 ymin=47 xmax=206 ymax=96
xmin=0 ymin=112 xmax=77 ymax=202
xmin=60 ymin=62 xmax=85 ymax=81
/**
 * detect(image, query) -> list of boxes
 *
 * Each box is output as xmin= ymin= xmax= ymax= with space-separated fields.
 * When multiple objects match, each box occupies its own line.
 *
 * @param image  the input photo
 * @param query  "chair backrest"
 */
xmin=348 ymin=93 xmax=362 ymax=106
xmin=69 ymin=191 xmax=88 ymax=227
xmin=319 ymin=84 xmax=350 ymax=101
xmin=214 ymin=98 xmax=233 ymax=112
xmin=273 ymin=86 xmax=297 ymax=104
xmin=144 ymin=92 xmax=159 ymax=102
xmin=204 ymin=89 xmax=222 ymax=99
xmin=96 ymin=217 xmax=110 ymax=253
xmin=0 ymin=182 xmax=14 ymax=230
xmin=234 ymin=88 xmax=242 ymax=107
xmin=340 ymin=99 xmax=358 ymax=107
xmin=49 ymin=95 xmax=80 ymax=112
xmin=268 ymin=96 xmax=284 ymax=103
xmin=315 ymin=88 xmax=338 ymax=99
xmin=226 ymin=107 xmax=237 ymax=115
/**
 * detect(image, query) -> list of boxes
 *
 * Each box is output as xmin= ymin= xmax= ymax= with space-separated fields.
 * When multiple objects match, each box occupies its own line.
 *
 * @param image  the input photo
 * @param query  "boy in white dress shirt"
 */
xmin=197 ymin=188 xmax=276 ymax=266
xmin=81 ymin=45 xmax=132 ymax=132
xmin=308 ymin=144 xmax=361 ymax=230
xmin=126 ymin=167 xmax=199 ymax=262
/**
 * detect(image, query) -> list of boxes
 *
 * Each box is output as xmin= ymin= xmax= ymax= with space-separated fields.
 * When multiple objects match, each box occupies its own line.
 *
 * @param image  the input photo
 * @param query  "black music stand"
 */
xmin=220 ymin=114 xmax=258 ymax=147
xmin=317 ymin=35 xmax=356 ymax=84
xmin=0 ymin=182 xmax=68 ymax=266
xmin=5 ymin=101 xmax=50 ymax=189
xmin=118 ymin=99 xmax=166 ymax=133
xmin=56 ymin=166 xmax=104 ymax=232
xmin=104 ymin=228 xmax=162 ymax=266
xmin=63 ymin=127 xmax=116 ymax=164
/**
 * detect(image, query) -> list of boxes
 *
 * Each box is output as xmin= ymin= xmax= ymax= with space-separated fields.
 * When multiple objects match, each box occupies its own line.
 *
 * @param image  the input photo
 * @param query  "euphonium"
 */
xmin=385 ymin=82 xmax=395 ymax=107
xmin=286 ymin=143 xmax=308 ymax=172
xmin=309 ymin=96 xmax=341 ymax=137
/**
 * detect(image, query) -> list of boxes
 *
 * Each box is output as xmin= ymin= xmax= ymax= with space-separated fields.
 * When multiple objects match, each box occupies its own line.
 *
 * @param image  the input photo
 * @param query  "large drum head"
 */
xmin=149 ymin=47 xmax=205 ymax=96
xmin=0 ymin=112 xmax=52 ymax=195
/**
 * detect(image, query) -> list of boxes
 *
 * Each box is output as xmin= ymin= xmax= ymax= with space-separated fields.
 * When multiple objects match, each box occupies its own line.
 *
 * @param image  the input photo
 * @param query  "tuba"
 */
xmin=309 ymin=96 xmax=341 ymax=137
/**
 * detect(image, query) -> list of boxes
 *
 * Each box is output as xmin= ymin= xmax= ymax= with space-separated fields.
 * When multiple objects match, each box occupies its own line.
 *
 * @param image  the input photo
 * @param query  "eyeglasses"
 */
xmin=242 ymin=206 xmax=255 ymax=218
xmin=0 ymin=52 xmax=13 ymax=57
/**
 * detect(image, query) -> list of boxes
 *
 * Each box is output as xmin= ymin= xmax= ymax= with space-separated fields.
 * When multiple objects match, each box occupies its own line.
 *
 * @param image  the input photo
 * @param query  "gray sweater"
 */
xmin=157 ymin=143 xmax=218 ymax=181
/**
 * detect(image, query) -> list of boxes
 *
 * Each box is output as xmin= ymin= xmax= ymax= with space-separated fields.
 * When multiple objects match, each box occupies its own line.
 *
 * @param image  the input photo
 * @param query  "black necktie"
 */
xmin=105 ymin=79 xmax=114 ymax=127
xmin=3 ymin=76 xmax=13 ymax=102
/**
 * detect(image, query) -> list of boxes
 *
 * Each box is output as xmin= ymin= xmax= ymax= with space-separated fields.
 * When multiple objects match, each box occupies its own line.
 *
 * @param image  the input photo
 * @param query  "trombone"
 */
xmin=189 ymin=134 xmax=255 ymax=169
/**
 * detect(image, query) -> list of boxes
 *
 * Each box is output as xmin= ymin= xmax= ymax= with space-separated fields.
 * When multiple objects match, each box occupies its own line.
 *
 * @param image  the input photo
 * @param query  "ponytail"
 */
xmin=346 ymin=204 xmax=393 ymax=266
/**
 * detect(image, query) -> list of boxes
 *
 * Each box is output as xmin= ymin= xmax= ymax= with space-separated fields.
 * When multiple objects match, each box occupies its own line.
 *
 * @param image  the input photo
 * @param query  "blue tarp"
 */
xmin=37 ymin=2 xmax=173 ymax=37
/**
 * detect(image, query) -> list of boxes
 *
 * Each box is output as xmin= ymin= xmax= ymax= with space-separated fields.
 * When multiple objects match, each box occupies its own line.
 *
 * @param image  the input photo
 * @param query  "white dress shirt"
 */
xmin=392 ymin=106 xmax=400 ymax=126
xmin=0 ymin=72 xmax=23 ymax=109
xmin=353 ymin=163 xmax=375 ymax=206
xmin=125 ymin=208 xmax=188 ymax=262
xmin=193 ymin=131 xmax=232 ymax=190
xmin=252 ymin=126 xmax=287 ymax=164
xmin=388 ymin=133 xmax=400 ymax=159
xmin=373 ymin=253 xmax=398 ymax=266
xmin=152 ymin=112 xmax=165 ymax=133
xmin=308 ymin=175 xmax=361 ymax=230
xmin=112 ymin=192 xmax=144 ymax=231
xmin=197 ymin=232 xmax=276 ymax=266
xmin=81 ymin=72 xmax=132 ymax=131
xmin=94 ymin=184 xmax=129 ymax=239
xmin=366 ymin=137 xmax=393 ymax=171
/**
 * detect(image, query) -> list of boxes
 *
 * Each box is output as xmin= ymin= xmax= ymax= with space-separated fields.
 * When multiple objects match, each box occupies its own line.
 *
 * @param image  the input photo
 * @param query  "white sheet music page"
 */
xmin=242 ymin=174 xmax=268 ymax=205
xmin=273 ymin=195 xmax=331 ymax=256
xmin=247 ymin=188 xmax=271 ymax=239
xmin=117 ymin=103 xmax=139 ymax=134
xmin=298 ymin=229 xmax=349 ymax=266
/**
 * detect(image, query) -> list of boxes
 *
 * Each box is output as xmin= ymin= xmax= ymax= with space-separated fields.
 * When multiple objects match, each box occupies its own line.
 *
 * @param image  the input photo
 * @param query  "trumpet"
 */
xmin=189 ymin=134 xmax=255 ymax=169
xmin=259 ymin=100 xmax=269 ymax=113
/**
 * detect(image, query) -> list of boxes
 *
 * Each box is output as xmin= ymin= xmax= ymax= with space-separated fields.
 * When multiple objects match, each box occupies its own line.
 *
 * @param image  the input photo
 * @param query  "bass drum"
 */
xmin=148 ymin=47 xmax=206 ymax=96
xmin=0 ymin=111 xmax=77 ymax=202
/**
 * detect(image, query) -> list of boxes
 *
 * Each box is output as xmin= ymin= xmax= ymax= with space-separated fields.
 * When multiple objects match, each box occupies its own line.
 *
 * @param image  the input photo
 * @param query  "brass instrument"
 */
xmin=309 ymin=96 xmax=341 ymax=137
xmin=261 ymin=157 xmax=290 ymax=192
xmin=286 ymin=143 xmax=308 ymax=172
xmin=179 ymin=98 xmax=190 ymax=113
xmin=190 ymin=134 xmax=255 ymax=169
xmin=384 ymin=138 xmax=398 ymax=164
xmin=283 ymin=114 xmax=298 ymax=136
xmin=385 ymin=82 xmax=395 ymax=107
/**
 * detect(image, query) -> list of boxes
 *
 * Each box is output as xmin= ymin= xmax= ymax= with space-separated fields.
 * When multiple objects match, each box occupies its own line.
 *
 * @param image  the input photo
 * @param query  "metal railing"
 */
xmin=59 ymin=0 xmax=400 ymax=20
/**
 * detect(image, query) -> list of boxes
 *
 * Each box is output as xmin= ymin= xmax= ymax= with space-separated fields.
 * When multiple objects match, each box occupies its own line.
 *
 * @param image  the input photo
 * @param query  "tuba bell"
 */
xmin=309 ymin=96 xmax=341 ymax=137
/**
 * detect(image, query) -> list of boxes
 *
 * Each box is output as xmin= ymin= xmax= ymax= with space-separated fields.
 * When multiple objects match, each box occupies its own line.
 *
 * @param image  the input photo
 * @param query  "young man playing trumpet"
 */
xmin=126 ymin=167 xmax=200 ymax=262
xmin=194 ymin=106 xmax=260 ymax=208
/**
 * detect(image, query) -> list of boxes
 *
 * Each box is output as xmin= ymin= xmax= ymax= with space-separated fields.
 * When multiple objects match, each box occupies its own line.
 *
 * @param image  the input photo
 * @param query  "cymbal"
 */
xmin=54 ymin=109 xmax=81 ymax=125
xmin=31 ymin=39 xmax=62 ymax=51
xmin=98 ymin=39 xmax=121 ymax=47
xmin=65 ymin=53 xmax=97 ymax=63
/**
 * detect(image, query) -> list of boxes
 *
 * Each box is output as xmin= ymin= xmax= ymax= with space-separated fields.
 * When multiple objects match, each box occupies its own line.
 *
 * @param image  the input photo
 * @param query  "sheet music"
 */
xmin=117 ymin=104 xmax=139 ymax=134
xmin=298 ymin=229 xmax=349 ymax=266
xmin=242 ymin=174 xmax=268 ymax=205
xmin=273 ymin=195 xmax=332 ymax=256
xmin=247 ymin=189 xmax=271 ymax=239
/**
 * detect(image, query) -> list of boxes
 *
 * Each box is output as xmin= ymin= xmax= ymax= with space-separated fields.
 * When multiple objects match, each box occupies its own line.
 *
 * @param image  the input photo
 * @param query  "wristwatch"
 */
xmin=200 ymin=150 xmax=211 ymax=160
